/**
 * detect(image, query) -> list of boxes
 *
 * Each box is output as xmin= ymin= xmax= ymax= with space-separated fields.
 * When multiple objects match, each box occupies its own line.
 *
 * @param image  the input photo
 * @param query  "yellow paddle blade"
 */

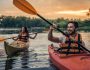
xmin=0 ymin=37 xmax=6 ymax=42
xmin=0 ymin=36 xmax=17 ymax=42
xmin=13 ymin=0 xmax=37 ymax=15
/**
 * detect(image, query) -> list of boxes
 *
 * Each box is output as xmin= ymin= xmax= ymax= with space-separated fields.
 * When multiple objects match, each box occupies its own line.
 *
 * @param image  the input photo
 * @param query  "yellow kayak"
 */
xmin=4 ymin=41 xmax=29 ymax=57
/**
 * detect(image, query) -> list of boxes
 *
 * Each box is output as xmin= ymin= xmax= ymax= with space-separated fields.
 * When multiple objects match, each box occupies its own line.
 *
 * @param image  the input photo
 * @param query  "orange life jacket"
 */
xmin=59 ymin=33 xmax=82 ymax=52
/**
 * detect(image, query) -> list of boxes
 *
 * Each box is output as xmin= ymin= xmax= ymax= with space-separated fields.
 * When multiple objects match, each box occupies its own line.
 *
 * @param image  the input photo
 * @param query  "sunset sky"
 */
xmin=0 ymin=0 xmax=90 ymax=19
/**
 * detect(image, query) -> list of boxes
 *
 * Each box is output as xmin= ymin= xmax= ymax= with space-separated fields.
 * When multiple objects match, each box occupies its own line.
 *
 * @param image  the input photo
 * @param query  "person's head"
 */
xmin=67 ymin=21 xmax=78 ymax=35
xmin=20 ymin=26 xmax=28 ymax=33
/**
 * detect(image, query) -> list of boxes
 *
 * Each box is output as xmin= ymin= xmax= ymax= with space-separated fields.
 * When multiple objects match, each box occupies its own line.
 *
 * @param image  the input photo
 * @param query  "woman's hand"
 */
xmin=29 ymin=32 xmax=38 ymax=39
xmin=11 ymin=36 xmax=18 ymax=40
xmin=34 ymin=32 xmax=38 ymax=34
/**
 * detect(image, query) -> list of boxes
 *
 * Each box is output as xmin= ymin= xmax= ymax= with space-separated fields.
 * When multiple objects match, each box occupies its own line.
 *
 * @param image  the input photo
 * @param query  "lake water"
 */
xmin=0 ymin=32 xmax=90 ymax=70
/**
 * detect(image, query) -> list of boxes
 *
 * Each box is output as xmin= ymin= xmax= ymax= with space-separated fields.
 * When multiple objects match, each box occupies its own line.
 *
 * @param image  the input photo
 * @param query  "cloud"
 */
xmin=0 ymin=10 xmax=24 ymax=16
xmin=0 ymin=0 xmax=90 ymax=19
xmin=56 ymin=10 xmax=88 ymax=16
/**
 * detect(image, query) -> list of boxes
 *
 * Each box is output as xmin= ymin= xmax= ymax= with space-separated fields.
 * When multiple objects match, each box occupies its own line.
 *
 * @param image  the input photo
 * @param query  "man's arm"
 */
xmin=48 ymin=26 xmax=60 ymax=43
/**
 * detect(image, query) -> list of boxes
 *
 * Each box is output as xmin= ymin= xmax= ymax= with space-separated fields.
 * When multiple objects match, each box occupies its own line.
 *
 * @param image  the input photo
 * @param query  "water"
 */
xmin=0 ymin=32 xmax=90 ymax=70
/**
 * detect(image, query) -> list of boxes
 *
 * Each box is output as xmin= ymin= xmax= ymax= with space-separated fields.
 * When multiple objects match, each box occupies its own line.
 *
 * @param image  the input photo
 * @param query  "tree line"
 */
xmin=0 ymin=16 xmax=90 ymax=32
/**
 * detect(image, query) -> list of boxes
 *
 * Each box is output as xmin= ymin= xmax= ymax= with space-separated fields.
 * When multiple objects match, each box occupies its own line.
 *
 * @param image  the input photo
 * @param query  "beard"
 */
xmin=67 ymin=30 xmax=76 ymax=35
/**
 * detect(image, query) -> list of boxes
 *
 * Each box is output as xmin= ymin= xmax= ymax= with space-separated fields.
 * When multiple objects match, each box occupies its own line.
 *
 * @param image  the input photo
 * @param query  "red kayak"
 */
xmin=48 ymin=45 xmax=90 ymax=70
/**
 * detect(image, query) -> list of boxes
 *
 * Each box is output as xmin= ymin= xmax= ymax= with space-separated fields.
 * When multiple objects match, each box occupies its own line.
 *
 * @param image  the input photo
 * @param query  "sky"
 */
xmin=0 ymin=0 xmax=90 ymax=19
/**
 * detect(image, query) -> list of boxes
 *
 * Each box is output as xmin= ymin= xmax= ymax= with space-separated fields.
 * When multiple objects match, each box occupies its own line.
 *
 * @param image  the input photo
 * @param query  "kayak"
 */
xmin=4 ymin=41 xmax=29 ymax=57
xmin=48 ymin=45 xmax=90 ymax=70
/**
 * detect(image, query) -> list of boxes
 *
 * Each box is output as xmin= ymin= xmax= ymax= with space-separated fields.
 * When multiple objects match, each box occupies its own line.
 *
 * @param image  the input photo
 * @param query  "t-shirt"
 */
xmin=59 ymin=35 xmax=66 ymax=43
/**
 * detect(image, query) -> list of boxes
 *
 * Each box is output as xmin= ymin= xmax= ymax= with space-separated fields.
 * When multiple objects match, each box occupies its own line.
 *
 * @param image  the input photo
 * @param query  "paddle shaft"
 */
xmin=77 ymin=42 xmax=90 ymax=53
xmin=37 ymin=14 xmax=67 ymax=35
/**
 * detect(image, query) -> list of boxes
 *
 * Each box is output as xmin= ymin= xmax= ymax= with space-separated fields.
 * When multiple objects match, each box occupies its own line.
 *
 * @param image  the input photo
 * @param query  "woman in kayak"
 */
xmin=12 ymin=26 xmax=37 ymax=48
xmin=16 ymin=26 xmax=37 ymax=42
xmin=48 ymin=21 xmax=85 ymax=53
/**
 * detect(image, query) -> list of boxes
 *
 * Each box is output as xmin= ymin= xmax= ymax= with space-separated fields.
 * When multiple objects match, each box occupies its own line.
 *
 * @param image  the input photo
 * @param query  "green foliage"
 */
xmin=0 ymin=16 xmax=90 ymax=31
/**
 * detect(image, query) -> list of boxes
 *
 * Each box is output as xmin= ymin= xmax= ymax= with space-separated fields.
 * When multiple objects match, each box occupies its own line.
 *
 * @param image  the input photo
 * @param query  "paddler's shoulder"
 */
xmin=76 ymin=32 xmax=82 ymax=37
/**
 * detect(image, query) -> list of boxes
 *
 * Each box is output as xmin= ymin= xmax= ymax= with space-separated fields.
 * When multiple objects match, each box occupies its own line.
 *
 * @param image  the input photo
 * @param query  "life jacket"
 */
xmin=18 ymin=33 xmax=29 ymax=42
xmin=59 ymin=33 xmax=82 ymax=53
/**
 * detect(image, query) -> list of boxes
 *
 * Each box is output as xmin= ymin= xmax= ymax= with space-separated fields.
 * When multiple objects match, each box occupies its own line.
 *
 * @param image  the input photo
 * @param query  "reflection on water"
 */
xmin=5 ymin=57 xmax=15 ymax=70
xmin=5 ymin=50 xmax=30 ymax=70
xmin=21 ymin=51 xmax=29 ymax=69
xmin=3 ymin=49 xmax=55 ymax=70
xmin=0 ymin=32 xmax=90 ymax=70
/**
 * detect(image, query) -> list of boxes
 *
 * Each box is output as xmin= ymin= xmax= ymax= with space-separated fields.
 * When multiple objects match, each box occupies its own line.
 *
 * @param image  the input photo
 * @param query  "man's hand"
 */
xmin=50 ymin=23 xmax=58 ymax=30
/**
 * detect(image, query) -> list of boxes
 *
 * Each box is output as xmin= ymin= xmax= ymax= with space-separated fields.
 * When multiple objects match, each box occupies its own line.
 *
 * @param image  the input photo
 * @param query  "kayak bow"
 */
xmin=48 ymin=45 xmax=90 ymax=70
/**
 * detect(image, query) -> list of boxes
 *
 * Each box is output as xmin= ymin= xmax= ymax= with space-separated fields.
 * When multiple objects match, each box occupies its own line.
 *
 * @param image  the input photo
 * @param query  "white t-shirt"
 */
xmin=59 ymin=35 xmax=66 ymax=43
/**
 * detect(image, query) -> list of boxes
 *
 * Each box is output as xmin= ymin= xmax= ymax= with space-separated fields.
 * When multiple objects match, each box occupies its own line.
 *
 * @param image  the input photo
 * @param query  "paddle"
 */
xmin=0 ymin=33 xmax=37 ymax=42
xmin=0 ymin=32 xmax=37 ymax=42
xmin=0 ymin=36 xmax=16 ymax=42
xmin=13 ymin=0 xmax=90 ymax=53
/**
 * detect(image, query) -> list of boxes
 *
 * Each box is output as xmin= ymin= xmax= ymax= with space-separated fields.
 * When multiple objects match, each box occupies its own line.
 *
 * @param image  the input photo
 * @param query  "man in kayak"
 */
xmin=48 ymin=21 xmax=85 ymax=53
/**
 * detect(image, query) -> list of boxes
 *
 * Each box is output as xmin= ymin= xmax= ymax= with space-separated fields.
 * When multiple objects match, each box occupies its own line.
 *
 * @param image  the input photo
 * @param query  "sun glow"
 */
xmin=56 ymin=10 xmax=88 ymax=16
